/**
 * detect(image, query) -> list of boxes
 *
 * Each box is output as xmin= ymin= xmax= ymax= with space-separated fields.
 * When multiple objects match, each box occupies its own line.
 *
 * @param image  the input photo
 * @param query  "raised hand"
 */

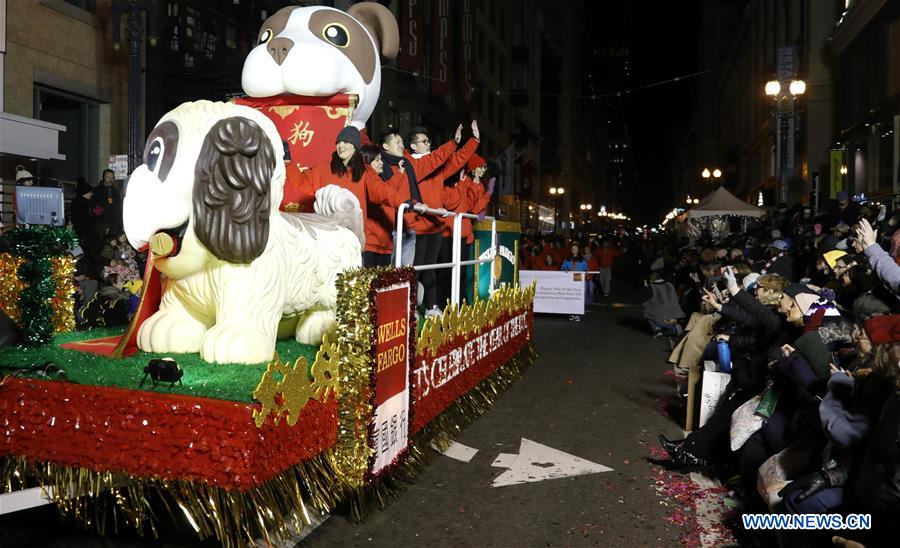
xmin=471 ymin=120 xmax=480 ymax=140
xmin=485 ymin=177 xmax=496 ymax=195
xmin=454 ymin=124 xmax=463 ymax=144
xmin=855 ymin=218 xmax=877 ymax=250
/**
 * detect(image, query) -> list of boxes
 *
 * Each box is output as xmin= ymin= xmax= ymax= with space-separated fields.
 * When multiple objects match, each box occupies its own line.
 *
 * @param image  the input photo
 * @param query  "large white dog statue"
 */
xmin=241 ymin=2 xmax=399 ymax=129
xmin=123 ymin=100 xmax=361 ymax=364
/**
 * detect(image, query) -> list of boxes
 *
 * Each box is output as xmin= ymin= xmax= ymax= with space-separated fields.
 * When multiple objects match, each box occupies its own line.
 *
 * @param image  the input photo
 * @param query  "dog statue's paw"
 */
xmin=295 ymin=308 xmax=336 ymax=345
xmin=200 ymin=323 xmax=274 ymax=364
xmin=138 ymin=310 xmax=207 ymax=354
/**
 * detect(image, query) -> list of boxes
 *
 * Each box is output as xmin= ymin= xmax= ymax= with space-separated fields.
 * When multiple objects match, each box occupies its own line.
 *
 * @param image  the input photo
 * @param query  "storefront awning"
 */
xmin=0 ymin=112 xmax=66 ymax=160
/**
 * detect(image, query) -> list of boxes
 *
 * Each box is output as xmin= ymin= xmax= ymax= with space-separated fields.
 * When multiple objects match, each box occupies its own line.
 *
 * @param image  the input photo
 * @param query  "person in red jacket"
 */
xmin=592 ymin=239 xmax=621 ymax=297
xmin=379 ymin=129 xmax=457 ymax=269
xmin=409 ymin=123 xmax=480 ymax=317
xmin=434 ymin=123 xmax=482 ymax=306
xmin=285 ymin=126 xmax=412 ymax=264
xmin=360 ymin=144 xmax=409 ymax=266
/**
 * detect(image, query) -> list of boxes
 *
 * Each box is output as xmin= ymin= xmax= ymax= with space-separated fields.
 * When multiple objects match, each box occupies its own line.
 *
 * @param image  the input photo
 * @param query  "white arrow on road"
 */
xmin=490 ymin=438 xmax=613 ymax=487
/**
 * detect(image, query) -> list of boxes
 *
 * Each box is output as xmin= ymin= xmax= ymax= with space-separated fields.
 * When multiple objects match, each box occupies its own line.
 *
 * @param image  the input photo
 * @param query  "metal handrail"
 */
xmin=394 ymin=203 xmax=497 ymax=306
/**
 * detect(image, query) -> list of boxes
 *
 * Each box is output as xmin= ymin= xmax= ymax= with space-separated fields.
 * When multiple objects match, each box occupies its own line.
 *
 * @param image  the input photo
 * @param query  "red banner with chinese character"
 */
xmin=233 ymin=94 xmax=356 ymax=212
xmin=430 ymin=0 xmax=454 ymax=96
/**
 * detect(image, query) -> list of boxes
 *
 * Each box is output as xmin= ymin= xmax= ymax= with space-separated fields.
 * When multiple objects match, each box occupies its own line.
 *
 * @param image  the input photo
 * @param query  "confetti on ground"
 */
xmin=645 ymin=366 xmax=740 ymax=547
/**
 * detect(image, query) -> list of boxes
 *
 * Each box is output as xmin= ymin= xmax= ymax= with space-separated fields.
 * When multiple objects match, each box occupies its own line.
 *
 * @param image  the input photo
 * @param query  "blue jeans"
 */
xmin=649 ymin=319 xmax=678 ymax=336
xmin=392 ymin=229 xmax=416 ymax=267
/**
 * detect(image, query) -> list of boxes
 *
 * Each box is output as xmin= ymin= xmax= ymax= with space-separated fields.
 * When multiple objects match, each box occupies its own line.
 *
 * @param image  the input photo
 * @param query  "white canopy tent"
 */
xmin=687 ymin=187 xmax=765 ymax=218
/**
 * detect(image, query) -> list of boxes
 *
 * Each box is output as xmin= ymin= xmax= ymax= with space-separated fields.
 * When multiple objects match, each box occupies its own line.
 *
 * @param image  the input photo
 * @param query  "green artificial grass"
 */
xmin=0 ymin=327 xmax=320 ymax=403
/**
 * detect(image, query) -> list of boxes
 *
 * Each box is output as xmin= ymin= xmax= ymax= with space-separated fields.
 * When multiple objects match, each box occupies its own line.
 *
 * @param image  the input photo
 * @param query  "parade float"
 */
xmin=0 ymin=3 xmax=536 ymax=546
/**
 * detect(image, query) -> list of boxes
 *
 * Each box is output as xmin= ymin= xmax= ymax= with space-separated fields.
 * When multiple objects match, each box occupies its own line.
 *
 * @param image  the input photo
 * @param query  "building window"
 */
xmin=34 ymin=87 xmax=100 ymax=184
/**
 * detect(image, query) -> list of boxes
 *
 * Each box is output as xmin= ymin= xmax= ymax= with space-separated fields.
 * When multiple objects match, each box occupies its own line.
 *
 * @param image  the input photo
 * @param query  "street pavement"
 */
xmin=0 ymin=284 xmax=712 ymax=547
xmin=302 ymin=285 xmax=696 ymax=547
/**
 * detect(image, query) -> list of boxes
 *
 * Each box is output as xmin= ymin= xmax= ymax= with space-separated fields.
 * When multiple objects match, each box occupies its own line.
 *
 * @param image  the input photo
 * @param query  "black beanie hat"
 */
xmin=335 ymin=126 xmax=361 ymax=150
xmin=783 ymin=283 xmax=817 ymax=299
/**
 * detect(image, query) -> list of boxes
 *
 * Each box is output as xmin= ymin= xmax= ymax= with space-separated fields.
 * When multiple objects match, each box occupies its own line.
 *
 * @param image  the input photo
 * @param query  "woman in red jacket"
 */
xmin=360 ymin=144 xmax=410 ymax=266
xmin=285 ymin=127 xmax=412 ymax=264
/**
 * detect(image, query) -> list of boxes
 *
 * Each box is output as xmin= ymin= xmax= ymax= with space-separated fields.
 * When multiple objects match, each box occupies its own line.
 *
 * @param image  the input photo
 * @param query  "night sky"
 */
xmin=619 ymin=2 xmax=702 ymax=223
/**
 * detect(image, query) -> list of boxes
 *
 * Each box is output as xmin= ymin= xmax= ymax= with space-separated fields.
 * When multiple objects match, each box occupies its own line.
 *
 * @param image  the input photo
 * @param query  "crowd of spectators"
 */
xmin=640 ymin=197 xmax=900 ymax=546
xmin=67 ymin=170 xmax=145 ymax=328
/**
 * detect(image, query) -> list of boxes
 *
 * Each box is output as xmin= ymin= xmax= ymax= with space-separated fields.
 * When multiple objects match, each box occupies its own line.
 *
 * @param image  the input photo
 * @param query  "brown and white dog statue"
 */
xmin=241 ymin=2 xmax=399 ymax=129
xmin=123 ymin=101 xmax=361 ymax=364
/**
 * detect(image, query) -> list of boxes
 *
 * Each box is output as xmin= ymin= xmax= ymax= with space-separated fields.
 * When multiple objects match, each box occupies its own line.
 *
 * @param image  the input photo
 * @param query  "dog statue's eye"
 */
xmin=322 ymin=24 xmax=349 ymax=47
xmin=146 ymin=137 xmax=164 ymax=173
xmin=258 ymin=28 xmax=272 ymax=45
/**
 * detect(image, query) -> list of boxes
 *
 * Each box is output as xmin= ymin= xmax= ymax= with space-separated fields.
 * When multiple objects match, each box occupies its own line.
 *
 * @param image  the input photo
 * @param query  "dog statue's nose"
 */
xmin=267 ymin=37 xmax=294 ymax=66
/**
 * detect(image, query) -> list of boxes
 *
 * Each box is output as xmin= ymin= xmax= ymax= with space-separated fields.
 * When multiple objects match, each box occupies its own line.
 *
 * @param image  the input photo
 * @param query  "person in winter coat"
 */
xmin=660 ymin=268 xmax=793 ymax=477
xmin=591 ymin=240 xmax=620 ymax=297
xmin=855 ymin=218 xmax=900 ymax=294
xmin=642 ymin=272 xmax=685 ymax=337
xmin=359 ymin=144 xmax=409 ymax=266
xmin=561 ymin=245 xmax=589 ymax=322
xmin=285 ymin=126 xmax=414 ymax=264
xmin=405 ymin=122 xmax=481 ymax=316
xmin=759 ymin=239 xmax=795 ymax=281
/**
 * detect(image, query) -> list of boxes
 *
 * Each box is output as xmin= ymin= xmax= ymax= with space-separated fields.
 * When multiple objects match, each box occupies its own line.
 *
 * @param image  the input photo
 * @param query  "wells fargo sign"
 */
xmin=370 ymin=282 xmax=413 ymax=475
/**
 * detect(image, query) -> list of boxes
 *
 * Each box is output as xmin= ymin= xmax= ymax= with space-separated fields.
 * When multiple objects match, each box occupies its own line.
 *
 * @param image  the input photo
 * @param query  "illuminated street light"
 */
xmin=765 ymin=77 xmax=806 ymax=204
xmin=701 ymin=168 xmax=711 ymax=179
xmin=712 ymin=168 xmax=722 ymax=179
xmin=789 ymin=79 xmax=806 ymax=96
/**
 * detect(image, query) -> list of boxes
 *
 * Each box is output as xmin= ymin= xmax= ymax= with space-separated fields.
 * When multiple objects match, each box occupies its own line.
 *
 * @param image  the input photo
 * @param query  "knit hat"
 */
xmin=864 ymin=314 xmax=900 ymax=344
xmin=466 ymin=153 xmax=487 ymax=172
xmin=742 ymin=273 xmax=760 ymax=291
xmin=822 ymin=250 xmax=847 ymax=269
xmin=770 ymin=239 xmax=789 ymax=251
xmin=335 ymin=126 xmax=361 ymax=150
xmin=783 ymin=283 xmax=818 ymax=300
xmin=852 ymin=293 xmax=890 ymax=322
xmin=836 ymin=190 xmax=849 ymax=202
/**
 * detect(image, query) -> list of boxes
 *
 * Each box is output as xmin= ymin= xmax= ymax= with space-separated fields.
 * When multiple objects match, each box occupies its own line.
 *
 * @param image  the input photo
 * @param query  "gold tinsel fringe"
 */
xmin=0 ymin=342 xmax=537 ymax=542
xmin=345 ymin=341 xmax=539 ymax=522
xmin=1 ymin=448 xmax=347 ymax=548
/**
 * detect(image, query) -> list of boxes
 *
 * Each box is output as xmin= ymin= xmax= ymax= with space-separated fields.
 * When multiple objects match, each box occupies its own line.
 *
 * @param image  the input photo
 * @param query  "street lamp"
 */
xmin=701 ymin=166 xmax=723 ymax=187
xmin=549 ymin=186 xmax=565 ymax=231
xmin=112 ymin=0 xmax=159 ymax=175
xmin=765 ymin=77 xmax=806 ymax=204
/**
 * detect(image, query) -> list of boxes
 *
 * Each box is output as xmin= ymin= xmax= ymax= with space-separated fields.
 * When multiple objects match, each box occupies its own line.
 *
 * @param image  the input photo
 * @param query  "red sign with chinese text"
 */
xmin=234 ymin=94 xmax=355 ymax=212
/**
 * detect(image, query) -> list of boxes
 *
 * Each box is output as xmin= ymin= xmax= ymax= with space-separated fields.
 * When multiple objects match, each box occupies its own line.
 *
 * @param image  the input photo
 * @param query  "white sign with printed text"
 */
xmin=519 ymin=270 xmax=585 ymax=315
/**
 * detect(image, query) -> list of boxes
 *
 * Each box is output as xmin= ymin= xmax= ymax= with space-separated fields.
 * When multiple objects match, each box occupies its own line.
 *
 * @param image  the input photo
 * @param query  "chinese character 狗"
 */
xmin=288 ymin=120 xmax=315 ymax=147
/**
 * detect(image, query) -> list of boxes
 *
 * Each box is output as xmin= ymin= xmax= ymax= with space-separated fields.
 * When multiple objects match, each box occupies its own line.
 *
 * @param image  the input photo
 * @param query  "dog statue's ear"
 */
xmin=193 ymin=116 xmax=275 ymax=263
xmin=348 ymin=1 xmax=399 ymax=61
